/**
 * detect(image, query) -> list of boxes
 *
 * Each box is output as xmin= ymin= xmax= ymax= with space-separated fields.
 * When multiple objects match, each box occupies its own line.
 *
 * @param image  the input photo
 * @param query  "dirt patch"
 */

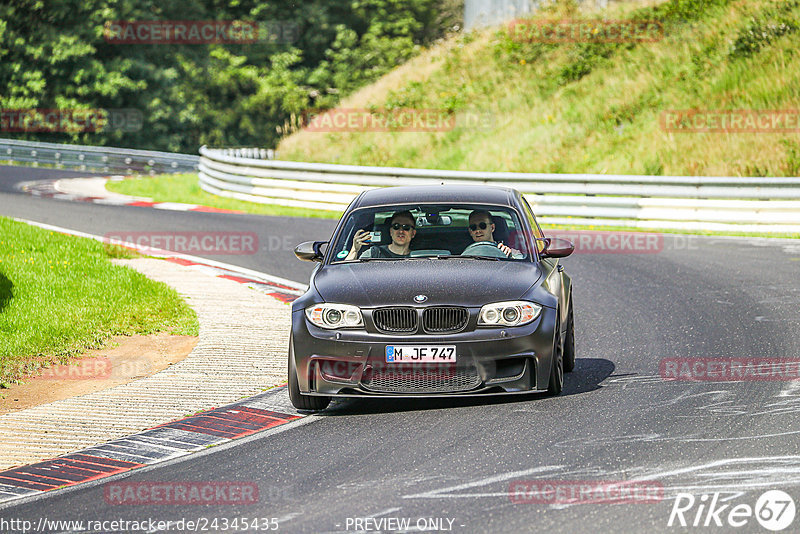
xmin=0 ymin=333 xmax=197 ymax=415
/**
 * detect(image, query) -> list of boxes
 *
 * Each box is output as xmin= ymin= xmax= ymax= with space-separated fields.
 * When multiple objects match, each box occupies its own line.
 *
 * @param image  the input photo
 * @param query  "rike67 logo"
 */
xmin=669 ymin=491 xmax=796 ymax=531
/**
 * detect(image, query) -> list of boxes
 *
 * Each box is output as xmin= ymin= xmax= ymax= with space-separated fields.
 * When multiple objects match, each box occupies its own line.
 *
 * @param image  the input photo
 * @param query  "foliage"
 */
xmin=781 ymin=139 xmax=800 ymax=176
xmin=728 ymin=0 xmax=799 ymax=57
xmin=278 ymin=0 xmax=800 ymax=178
xmin=0 ymin=0 xmax=462 ymax=152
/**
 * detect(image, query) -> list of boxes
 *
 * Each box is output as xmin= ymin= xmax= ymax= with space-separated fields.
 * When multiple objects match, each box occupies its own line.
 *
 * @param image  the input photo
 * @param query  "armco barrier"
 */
xmin=199 ymin=146 xmax=800 ymax=233
xmin=3 ymin=139 xmax=796 ymax=233
xmin=0 ymin=138 xmax=198 ymax=175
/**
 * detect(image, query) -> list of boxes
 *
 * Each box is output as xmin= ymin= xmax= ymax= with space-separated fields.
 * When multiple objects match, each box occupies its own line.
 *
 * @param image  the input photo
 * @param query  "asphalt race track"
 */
xmin=0 ymin=165 xmax=337 ymax=283
xmin=2 ymin=166 xmax=800 ymax=532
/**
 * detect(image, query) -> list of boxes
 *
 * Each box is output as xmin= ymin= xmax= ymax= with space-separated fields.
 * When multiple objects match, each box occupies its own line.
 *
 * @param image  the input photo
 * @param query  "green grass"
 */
xmin=277 ymin=0 xmax=800 ymax=177
xmin=0 ymin=217 xmax=199 ymax=386
xmin=106 ymin=173 xmax=342 ymax=219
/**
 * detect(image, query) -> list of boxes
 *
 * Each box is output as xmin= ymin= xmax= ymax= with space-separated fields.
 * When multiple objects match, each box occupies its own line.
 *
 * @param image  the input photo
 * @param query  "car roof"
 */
xmin=351 ymin=185 xmax=517 ymax=209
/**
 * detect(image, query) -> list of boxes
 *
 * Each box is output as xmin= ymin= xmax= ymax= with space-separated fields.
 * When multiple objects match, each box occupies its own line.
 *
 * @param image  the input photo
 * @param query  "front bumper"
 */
xmin=290 ymin=306 xmax=558 ymax=397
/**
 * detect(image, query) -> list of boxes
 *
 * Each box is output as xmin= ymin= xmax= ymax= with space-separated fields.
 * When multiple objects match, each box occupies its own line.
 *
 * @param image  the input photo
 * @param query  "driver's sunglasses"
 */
xmin=391 ymin=223 xmax=414 ymax=231
xmin=469 ymin=222 xmax=489 ymax=231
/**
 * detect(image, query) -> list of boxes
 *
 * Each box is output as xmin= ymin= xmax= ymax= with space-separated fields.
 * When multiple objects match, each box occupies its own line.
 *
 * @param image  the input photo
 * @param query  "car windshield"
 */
xmin=329 ymin=204 xmax=531 ymax=263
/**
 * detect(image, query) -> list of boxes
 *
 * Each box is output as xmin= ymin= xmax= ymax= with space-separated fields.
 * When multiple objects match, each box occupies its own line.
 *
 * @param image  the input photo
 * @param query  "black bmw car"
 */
xmin=289 ymin=185 xmax=575 ymax=410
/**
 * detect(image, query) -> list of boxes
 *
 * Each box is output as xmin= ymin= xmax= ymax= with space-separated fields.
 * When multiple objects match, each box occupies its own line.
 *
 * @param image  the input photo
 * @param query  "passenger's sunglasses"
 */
xmin=469 ymin=222 xmax=489 ymax=231
xmin=391 ymin=223 xmax=414 ymax=231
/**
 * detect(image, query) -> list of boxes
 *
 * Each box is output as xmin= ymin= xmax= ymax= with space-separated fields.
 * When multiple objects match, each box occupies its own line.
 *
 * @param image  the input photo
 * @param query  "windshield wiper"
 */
xmin=434 ymin=255 xmax=501 ymax=261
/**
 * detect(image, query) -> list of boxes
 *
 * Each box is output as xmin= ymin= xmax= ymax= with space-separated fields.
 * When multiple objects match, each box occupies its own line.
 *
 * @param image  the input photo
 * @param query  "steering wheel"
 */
xmin=461 ymin=241 xmax=508 ymax=258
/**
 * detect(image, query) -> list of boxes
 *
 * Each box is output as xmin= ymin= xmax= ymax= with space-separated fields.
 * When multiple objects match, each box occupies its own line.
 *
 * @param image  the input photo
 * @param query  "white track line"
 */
xmin=11 ymin=216 xmax=308 ymax=293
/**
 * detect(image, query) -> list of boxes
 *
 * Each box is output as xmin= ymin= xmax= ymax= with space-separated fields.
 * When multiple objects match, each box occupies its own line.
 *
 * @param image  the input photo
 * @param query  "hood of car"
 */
xmin=313 ymin=259 xmax=542 ymax=307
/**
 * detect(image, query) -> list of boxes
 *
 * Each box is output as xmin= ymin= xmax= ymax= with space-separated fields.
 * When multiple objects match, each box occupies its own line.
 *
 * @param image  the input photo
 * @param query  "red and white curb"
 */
xmin=0 ymin=193 xmax=314 ymax=507
xmin=16 ymin=177 xmax=307 ymax=301
xmin=18 ymin=177 xmax=243 ymax=214
xmin=162 ymin=258 xmax=302 ymax=303
xmin=0 ymin=389 xmax=303 ymax=505
xmin=12 ymin=217 xmax=308 ymax=303
xmin=0 ymin=220 xmax=312 ymax=506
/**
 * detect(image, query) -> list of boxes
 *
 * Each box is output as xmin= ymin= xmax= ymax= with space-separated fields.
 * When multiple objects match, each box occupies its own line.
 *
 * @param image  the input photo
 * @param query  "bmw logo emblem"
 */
xmin=414 ymin=294 xmax=428 ymax=303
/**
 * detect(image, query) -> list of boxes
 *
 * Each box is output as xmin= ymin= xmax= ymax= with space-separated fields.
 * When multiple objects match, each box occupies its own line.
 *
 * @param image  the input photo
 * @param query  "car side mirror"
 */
xmin=295 ymin=241 xmax=327 ymax=262
xmin=541 ymin=237 xmax=574 ymax=259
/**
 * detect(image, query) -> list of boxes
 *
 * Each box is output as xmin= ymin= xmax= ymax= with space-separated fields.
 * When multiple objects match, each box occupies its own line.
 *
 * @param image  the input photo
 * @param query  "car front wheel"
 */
xmin=563 ymin=296 xmax=575 ymax=373
xmin=288 ymin=342 xmax=331 ymax=411
xmin=547 ymin=318 xmax=564 ymax=396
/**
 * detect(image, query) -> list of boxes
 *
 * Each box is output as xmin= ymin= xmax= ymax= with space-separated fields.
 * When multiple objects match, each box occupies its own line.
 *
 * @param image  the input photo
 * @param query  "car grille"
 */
xmin=362 ymin=366 xmax=481 ymax=393
xmin=423 ymin=307 xmax=469 ymax=333
xmin=373 ymin=307 xmax=417 ymax=333
xmin=373 ymin=306 xmax=469 ymax=334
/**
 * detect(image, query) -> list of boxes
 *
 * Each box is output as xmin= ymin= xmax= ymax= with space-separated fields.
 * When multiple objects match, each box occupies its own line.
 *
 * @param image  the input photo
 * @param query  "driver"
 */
xmin=465 ymin=210 xmax=522 ymax=258
xmin=346 ymin=210 xmax=416 ymax=260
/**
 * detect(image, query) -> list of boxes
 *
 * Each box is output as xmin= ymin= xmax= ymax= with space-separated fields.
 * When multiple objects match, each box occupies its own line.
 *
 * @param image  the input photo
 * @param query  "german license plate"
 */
xmin=385 ymin=345 xmax=456 ymax=363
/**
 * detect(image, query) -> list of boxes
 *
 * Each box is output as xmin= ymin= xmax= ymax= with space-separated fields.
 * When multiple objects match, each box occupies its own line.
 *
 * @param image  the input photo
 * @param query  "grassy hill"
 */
xmin=277 ymin=0 xmax=800 ymax=177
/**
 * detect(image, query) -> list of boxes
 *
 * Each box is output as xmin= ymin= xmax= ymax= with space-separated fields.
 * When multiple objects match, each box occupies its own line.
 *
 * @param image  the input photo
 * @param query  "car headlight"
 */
xmin=478 ymin=301 xmax=541 ymax=327
xmin=305 ymin=304 xmax=364 ymax=329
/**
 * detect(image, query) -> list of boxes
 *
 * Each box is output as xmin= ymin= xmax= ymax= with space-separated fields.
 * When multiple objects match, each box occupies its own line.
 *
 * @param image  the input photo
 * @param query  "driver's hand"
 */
xmin=352 ymin=229 xmax=370 ymax=252
xmin=497 ymin=242 xmax=513 ymax=257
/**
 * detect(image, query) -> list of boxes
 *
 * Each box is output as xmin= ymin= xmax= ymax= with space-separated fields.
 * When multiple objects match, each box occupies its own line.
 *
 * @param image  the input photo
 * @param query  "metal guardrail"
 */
xmin=0 ymin=138 xmax=198 ymax=175
xmin=199 ymin=146 xmax=800 ymax=233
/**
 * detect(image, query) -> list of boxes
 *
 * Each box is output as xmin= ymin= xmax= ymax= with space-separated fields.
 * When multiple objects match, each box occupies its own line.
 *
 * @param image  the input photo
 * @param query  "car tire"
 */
xmin=547 ymin=318 xmax=564 ymax=396
xmin=563 ymin=296 xmax=576 ymax=373
xmin=288 ymin=342 xmax=331 ymax=411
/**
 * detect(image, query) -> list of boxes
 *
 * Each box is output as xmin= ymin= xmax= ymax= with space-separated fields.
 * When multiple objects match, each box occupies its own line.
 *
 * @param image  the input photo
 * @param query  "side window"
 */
xmin=521 ymin=198 xmax=546 ymax=254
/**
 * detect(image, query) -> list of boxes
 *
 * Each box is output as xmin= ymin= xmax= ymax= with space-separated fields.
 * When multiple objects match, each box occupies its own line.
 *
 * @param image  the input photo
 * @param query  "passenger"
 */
xmin=466 ymin=210 xmax=522 ymax=258
xmin=346 ymin=210 xmax=416 ymax=260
